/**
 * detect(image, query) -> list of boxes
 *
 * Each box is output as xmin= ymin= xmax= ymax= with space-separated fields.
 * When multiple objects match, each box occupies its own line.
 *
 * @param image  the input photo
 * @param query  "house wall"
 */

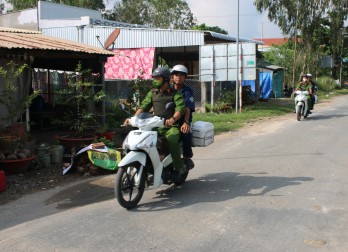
xmin=0 ymin=9 xmax=37 ymax=30
xmin=38 ymin=1 xmax=100 ymax=21
xmin=0 ymin=1 xmax=100 ymax=31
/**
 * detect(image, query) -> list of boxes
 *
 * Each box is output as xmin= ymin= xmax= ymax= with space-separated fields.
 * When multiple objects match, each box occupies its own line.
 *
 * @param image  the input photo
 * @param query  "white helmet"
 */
xmin=171 ymin=65 xmax=188 ymax=76
xmin=307 ymin=73 xmax=312 ymax=78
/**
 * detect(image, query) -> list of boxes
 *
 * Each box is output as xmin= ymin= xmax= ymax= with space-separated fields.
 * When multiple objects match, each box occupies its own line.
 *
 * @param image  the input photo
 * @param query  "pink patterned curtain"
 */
xmin=105 ymin=48 xmax=155 ymax=80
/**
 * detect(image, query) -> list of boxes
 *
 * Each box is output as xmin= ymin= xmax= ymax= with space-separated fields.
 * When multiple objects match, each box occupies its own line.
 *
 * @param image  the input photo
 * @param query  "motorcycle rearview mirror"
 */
xmin=159 ymin=102 xmax=176 ymax=119
xmin=165 ymin=102 xmax=175 ymax=111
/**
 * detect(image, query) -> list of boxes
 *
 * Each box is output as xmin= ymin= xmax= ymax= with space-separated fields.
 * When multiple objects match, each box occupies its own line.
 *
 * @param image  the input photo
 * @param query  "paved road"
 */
xmin=1 ymin=96 xmax=348 ymax=251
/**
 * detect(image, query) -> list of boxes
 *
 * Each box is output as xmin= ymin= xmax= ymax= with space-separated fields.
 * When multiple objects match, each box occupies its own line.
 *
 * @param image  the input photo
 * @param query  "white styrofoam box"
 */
xmin=192 ymin=121 xmax=214 ymax=147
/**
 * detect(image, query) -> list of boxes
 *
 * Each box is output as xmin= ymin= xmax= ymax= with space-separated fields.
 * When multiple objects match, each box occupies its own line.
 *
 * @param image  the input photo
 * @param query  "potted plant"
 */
xmin=96 ymin=97 xmax=130 ymax=142
xmin=53 ymin=62 xmax=106 ymax=153
xmin=0 ymin=61 xmax=39 ymax=173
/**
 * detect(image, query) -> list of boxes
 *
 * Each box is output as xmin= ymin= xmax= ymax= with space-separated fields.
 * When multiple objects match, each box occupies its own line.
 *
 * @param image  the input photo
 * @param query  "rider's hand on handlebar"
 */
xmin=165 ymin=117 xmax=175 ymax=127
xmin=123 ymin=118 xmax=131 ymax=126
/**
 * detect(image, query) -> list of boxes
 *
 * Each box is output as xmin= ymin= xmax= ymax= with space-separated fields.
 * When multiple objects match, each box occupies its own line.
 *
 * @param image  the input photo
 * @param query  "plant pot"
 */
xmin=55 ymin=134 xmax=97 ymax=153
xmin=0 ymin=156 xmax=36 ymax=174
xmin=98 ymin=131 xmax=116 ymax=141
xmin=23 ymin=137 xmax=36 ymax=155
xmin=49 ymin=145 xmax=64 ymax=164
xmin=0 ymin=134 xmax=19 ymax=152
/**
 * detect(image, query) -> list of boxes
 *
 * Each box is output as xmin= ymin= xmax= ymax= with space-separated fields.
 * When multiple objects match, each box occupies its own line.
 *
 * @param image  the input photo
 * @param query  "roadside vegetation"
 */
xmin=194 ymin=87 xmax=348 ymax=135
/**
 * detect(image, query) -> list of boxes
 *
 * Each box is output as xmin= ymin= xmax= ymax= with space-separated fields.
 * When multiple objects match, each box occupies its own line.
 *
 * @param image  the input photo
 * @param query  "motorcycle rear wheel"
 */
xmin=115 ymin=163 xmax=146 ymax=209
xmin=296 ymin=105 xmax=302 ymax=121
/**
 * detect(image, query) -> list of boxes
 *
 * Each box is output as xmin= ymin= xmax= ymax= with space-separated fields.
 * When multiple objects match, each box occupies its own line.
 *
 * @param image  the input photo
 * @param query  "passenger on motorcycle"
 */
xmin=171 ymin=64 xmax=195 ymax=169
xmin=295 ymin=74 xmax=313 ymax=113
xmin=307 ymin=73 xmax=317 ymax=110
xmin=123 ymin=67 xmax=186 ymax=179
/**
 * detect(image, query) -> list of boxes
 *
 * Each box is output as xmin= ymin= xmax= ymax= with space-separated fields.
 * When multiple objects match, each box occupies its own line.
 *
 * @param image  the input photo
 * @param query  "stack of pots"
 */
xmin=36 ymin=144 xmax=51 ymax=167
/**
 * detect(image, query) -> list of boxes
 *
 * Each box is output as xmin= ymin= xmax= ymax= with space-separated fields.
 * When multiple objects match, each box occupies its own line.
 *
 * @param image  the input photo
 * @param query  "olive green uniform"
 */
xmin=140 ymin=87 xmax=185 ymax=173
xmin=295 ymin=82 xmax=312 ymax=109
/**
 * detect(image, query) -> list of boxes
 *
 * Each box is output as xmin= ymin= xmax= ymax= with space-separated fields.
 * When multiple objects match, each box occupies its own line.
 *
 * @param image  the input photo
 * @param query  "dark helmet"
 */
xmin=152 ymin=67 xmax=171 ymax=81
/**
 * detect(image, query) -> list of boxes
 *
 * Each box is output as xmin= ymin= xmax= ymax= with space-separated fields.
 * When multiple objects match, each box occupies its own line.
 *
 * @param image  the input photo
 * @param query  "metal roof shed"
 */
xmin=0 ymin=27 xmax=114 ymax=130
xmin=0 ymin=27 xmax=114 ymax=72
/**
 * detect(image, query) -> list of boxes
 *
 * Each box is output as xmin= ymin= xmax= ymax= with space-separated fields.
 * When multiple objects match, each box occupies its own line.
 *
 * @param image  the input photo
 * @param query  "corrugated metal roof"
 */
xmin=42 ymin=26 xmax=206 ymax=49
xmin=0 ymin=26 xmax=113 ymax=56
xmin=205 ymin=31 xmax=264 ymax=45
xmin=42 ymin=26 xmax=263 ymax=50
xmin=89 ymin=18 xmax=148 ymax=29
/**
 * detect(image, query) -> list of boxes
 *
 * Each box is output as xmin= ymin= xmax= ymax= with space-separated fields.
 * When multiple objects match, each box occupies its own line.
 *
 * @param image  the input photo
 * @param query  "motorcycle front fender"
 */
xmin=118 ymin=151 xmax=146 ymax=167
xmin=296 ymin=101 xmax=304 ymax=108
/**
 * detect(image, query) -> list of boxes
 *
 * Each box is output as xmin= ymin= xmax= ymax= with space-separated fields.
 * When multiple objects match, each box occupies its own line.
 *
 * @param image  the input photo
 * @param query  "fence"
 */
xmin=104 ymin=79 xmax=239 ymax=110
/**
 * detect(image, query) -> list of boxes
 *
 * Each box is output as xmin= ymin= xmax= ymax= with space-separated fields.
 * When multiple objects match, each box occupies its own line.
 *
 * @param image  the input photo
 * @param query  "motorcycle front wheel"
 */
xmin=296 ymin=105 xmax=302 ymax=121
xmin=115 ymin=163 xmax=146 ymax=209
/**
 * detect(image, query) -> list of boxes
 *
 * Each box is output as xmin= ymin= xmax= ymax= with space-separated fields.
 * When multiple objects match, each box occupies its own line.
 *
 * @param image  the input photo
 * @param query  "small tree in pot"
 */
xmin=53 ymin=62 xmax=106 ymax=153
xmin=0 ymin=61 xmax=39 ymax=172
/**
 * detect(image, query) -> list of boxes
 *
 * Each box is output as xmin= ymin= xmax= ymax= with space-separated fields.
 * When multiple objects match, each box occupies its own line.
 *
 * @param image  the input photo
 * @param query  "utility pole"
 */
xmin=339 ymin=30 xmax=347 ymax=87
xmin=292 ymin=0 xmax=299 ymax=88
xmin=235 ymin=0 xmax=240 ymax=113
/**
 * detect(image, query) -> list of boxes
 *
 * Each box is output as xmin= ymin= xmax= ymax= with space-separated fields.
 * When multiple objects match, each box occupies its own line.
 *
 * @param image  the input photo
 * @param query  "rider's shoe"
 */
xmin=184 ymin=158 xmax=195 ymax=169
xmin=308 ymin=111 xmax=312 ymax=114
xmin=171 ymin=170 xmax=181 ymax=183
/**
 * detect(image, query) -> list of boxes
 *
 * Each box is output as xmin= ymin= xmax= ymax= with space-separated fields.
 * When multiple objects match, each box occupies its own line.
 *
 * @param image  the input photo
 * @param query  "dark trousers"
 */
xmin=181 ymin=132 xmax=193 ymax=158
xmin=310 ymin=95 xmax=315 ymax=109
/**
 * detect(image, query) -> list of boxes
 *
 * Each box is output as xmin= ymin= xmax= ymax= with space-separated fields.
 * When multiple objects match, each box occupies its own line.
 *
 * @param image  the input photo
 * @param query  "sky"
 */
xmin=186 ymin=0 xmax=284 ymax=39
xmin=0 ymin=0 xmax=283 ymax=39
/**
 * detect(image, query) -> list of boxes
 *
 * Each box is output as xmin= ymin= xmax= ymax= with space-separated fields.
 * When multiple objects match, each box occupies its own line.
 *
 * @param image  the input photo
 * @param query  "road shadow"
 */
xmin=0 ymin=175 xmax=116 ymax=230
xmin=0 ymin=171 xmax=313 ymax=229
xmin=132 ymin=172 xmax=313 ymax=212
xmin=306 ymin=113 xmax=348 ymax=121
xmin=44 ymin=175 xmax=115 ymax=210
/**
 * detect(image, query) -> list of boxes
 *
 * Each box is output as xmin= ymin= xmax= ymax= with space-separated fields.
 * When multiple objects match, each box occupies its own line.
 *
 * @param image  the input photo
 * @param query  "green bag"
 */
xmin=87 ymin=149 xmax=122 ymax=170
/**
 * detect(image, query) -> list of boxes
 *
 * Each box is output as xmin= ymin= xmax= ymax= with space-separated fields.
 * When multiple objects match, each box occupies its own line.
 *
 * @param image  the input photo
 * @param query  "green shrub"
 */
xmin=316 ymin=76 xmax=338 ymax=92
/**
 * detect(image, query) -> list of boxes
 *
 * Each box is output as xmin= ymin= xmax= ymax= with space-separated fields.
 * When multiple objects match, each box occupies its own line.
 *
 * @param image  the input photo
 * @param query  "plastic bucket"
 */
xmin=38 ymin=152 xmax=51 ymax=167
xmin=37 ymin=145 xmax=50 ymax=156
xmin=0 ymin=170 xmax=6 ymax=191
xmin=50 ymin=145 xmax=64 ymax=164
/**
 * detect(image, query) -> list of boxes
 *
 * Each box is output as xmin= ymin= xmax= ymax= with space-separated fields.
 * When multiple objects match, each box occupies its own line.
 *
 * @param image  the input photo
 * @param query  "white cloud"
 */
xmin=186 ymin=0 xmax=283 ymax=39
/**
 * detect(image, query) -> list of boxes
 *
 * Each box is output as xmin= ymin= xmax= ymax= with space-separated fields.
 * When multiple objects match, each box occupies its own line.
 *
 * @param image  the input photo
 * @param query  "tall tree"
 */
xmin=254 ymin=0 xmax=348 ymax=80
xmin=192 ymin=23 xmax=228 ymax=35
xmin=103 ymin=0 xmax=197 ymax=29
xmin=5 ymin=0 xmax=105 ymax=12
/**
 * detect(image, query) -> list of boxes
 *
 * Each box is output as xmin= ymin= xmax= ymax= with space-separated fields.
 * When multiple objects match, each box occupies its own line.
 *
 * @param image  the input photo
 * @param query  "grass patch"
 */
xmin=193 ymin=89 xmax=348 ymax=135
xmin=193 ymin=98 xmax=294 ymax=135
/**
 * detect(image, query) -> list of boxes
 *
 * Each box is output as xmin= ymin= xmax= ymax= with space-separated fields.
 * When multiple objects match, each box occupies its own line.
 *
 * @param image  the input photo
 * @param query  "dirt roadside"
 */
xmin=0 ymin=97 xmax=334 ymax=205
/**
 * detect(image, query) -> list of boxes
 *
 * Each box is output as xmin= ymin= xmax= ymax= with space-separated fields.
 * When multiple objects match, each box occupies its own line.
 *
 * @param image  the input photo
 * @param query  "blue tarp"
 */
xmin=260 ymin=72 xmax=272 ymax=99
xmin=242 ymin=80 xmax=255 ymax=93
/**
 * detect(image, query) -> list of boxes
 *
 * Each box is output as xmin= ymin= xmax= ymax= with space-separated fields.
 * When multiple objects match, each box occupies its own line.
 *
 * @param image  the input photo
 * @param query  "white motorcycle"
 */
xmin=294 ymin=90 xmax=310 ymax=121
xmin=115 ymin=106 xmax=192 ymax=209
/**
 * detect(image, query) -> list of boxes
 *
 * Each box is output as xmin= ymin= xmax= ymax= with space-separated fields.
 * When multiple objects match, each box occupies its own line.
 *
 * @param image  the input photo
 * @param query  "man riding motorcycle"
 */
xmin=307 ymin=73 xmax=317 ymax=110
xmin=295 ymin=74 xmax=313 ymax=113
xmin=171 ymin=64 xmax=195 ymax=169
xmin=123 ymin=67 xmax=186 ymax=181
